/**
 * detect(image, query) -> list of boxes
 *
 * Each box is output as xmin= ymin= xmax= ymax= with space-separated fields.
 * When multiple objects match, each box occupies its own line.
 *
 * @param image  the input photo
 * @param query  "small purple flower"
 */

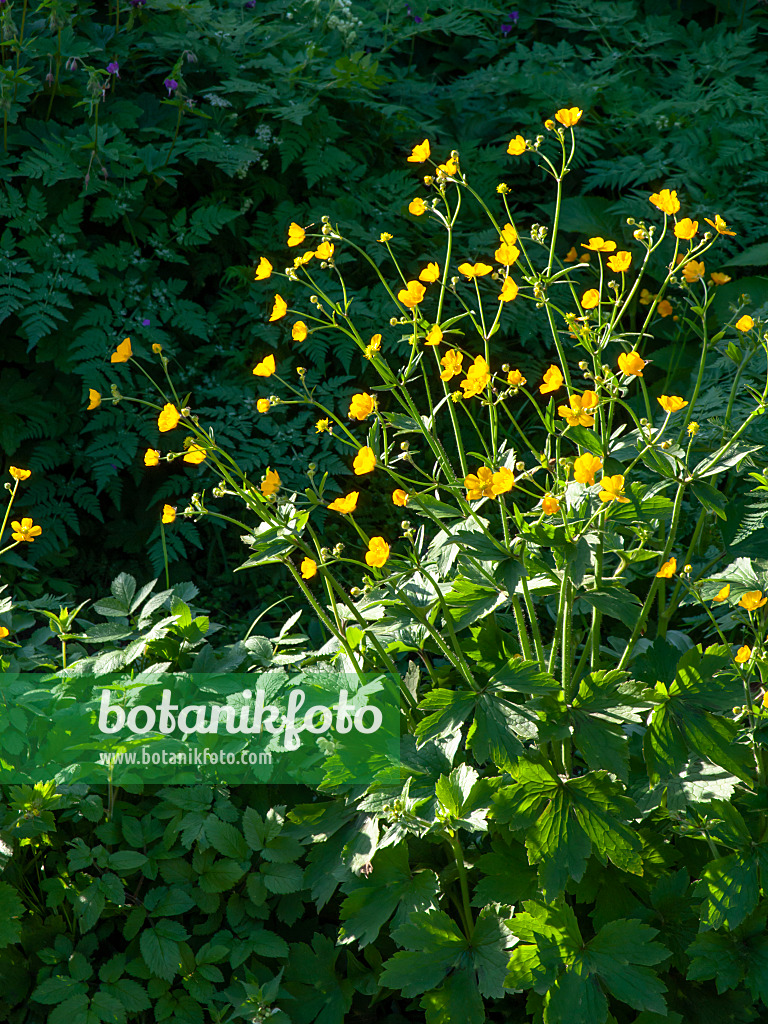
xmin=164 ymin=78 xmax=178 ymax=96
xmin=107 ymin=61 xmax=120 ymax=75
xmin=405 ymin=5 xmax=423 ymax=23
xmin=501 ymin=9 xmax=519 ymax=34
xmin=244 ymin=0 xmax=257 ymax=7
xmin=129 ymin=0 xmax=146 ymax=7
xmin=141 ymin=318 xmax=151 ymax=326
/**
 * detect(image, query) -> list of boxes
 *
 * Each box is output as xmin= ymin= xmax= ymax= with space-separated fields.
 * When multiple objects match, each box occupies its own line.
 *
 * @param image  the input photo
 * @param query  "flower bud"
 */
xmin=515 ymin=461 xmax=525 ymax=471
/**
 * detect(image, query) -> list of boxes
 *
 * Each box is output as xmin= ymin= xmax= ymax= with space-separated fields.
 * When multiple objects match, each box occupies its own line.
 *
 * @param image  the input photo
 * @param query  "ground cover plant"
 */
xmin=4 ymin=99 xmax=768 ymax=1023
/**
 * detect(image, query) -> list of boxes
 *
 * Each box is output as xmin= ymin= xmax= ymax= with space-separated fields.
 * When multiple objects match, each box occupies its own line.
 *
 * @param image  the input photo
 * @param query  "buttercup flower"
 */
xmin=261 ymin=468 xmax=281 ymax=497
xmin=255 ymin=257 xmax=272 ymax=280
xmin=564 ymin=247 xmax=578 ymax=263
xmin=9 ymin=467 xmax=31 ymax=481
xmin=269 ymin=295 xmax=287 ymax=321
xmin=495 ymin=242 xmax=520 ymax=265
xmin=392 ymin=489 xmax=409 ymax=507
xmin=618 ymin=351 xmax=646 ymax=377
xmin=458 ymin=262 xmax=493 ymax=278
xmin=507 ymin=369 xmax=526 ymax=387
xmin=419 ymin=262 xmax=440 ymax=283
xmin=364 ymin=334 xmax=382 ymax=359
xmin=735 ymin=645 xmax=752 ymax=664
xmin=407 ymin=139 xmax=430 ymax=162
xmin=657 ymin=299 xmax=673 ymax=317
xmin=687 ymin=421 xmax=699 ymax=436
xmin=739 ymin=590 xmax=768 ymax=611
xmin=287 ymin=222 xmax=305 ymax=247
xmin=500 ymin=223 xmax=518 ymax=244
xmin=599 ymin=475 xmax=630 ymax=503
xmin=349 ymin=393 xmax=376 ymax=420
xmin=366 ymin=536 xmax=390 ymax=568
xmin=353 ymin=446 xmax=376 ymax=475
xmin=656 ymin=557 xmax=676 ymax=578
xmin=649 ymin=189 xmax=680 ymax=215
xmin=111 ymin=337 xmax=132 ymax=363
xmin=161 ymin=505 xmax=176 ymax=524
xmin=0 ymin=627 xmax=9 ymax=639
xmin=314 ymin=241 xmax=334 ymax=260
xmin=573 ymin=453 xmax=602 ymax=485
xmin=581 ymin=288 xmax=600 ymax=310
xmin=555 ymin=107 xmax=583 ymax=127
xmin=425 ymin=325 xmax=443 ymax=346
xmin=460 ymin=355 xmax=491 ymax=398
xmin=144 ymin=449 xmax=160 ymax=466
xmin=540 ymin=364 xmax=564 ymax=394
xmin=87 ymin=389 xmax=101 ymax=410
xmin=440 ymin=350 xmax=464 ymax=381
xmin=582 ymin=237 xmax=616 ymax=252
xmin=315 ymin=418 xmax=331 ymax=433
xmin=300 ymin=557 xmax=317 ymax=579
xmin=710 ymin=272 xmax=731 ymax=286
xmin=507 ymin=135 xmax=526 ymax=155
xmin=541 ymin=494 xmax=560 ymax=515
xmin=378 ymin=233 xmax=393 ymax=243
xmin=293 ymin=253 xmax=314 ymax=272
xmin=465 ymin=467 xmax=495 ymax=500
xmin=713 ymin=583 xmax=731 ymax=602
xmin=657 ymin=395 xmax=688 ymax=413
xmin=152 ymin=344 xmax=162 ymax=354
xmin=253 ymin=354 xmax=276 ymax=377
xmin=704 ymin=214 xmax=736 ymax=236
xmin=10 ymin=518 xmax=42 ymax=542
xmin=437 ymin=157 xmax=458 ymax=175
xmin=183 ymin=444 xmax=207 ymax=465
xmin=558 ymin=391 xmax=599 ymax=427
xmin=674 ymin=218 xmax=698 ymax=240
xmin=736 ymin=315 xmax=754 ymax=332
xmin=607 ymin=251 xmax=632 ymax=273
xmin=639 ymin=288 xmax=655 ymax=305
xmin=292 ymin=321 xmax=308 ymax=342
xmin=408 ymin=198 xmax=427 ymax=216
xmin=398 ymin=280 xmax=426 ymax=309
xmin=328 ymin=491 xmax=359 ymax=514
xmin=492 ymin=467 xmax=515 ymax=495
xmin=158 ymin=404 xmax=180 ymax=432
xmin=257 ymin=399 xmax=270 ymax=413
xmin=682 ymin=260 xmax=705 ymax=283
xmin=498 ymin=277 xmax=519 ymax=302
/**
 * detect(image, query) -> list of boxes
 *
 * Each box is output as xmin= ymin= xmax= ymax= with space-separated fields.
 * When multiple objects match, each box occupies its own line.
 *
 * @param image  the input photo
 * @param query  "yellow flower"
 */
xmin=735 ymin=645 xmax=752 ymax=664
xmin=407 ymin=139 xmax=431 ymax=162
xmin=287 ymin=222 xmax=305 ymax=247
xmin=704 ymin=214 xmax=736 ymax=236
xmin=540 ymin=364 xmax=564 ymax=394
xmin=87 ymin=389 xmax=101 ymax=411
xmin=674 ymin=218 xmax=698 ymax=240
xmin=10 ymin=518 xmax=42 ymax=543
xmin=687 ymin=421 xmax=699 ymax=436
xmin=492 ymin=467 xmax=515 ymax=495
xmin=657 ymin=299 xmax=673 ymax=317
xmin=315 ymin=418 xmax=331 ymax=433
xmin=649 ymin=189 xmax=680 ymax=215
xmin=736 ymin=315 xmax=754 ymax=332
xmin=364 ymin=334 xmax=382 ymax=359
xmin=292 ymin=321 xmax=308 ymax=342
xmin=261 ymin=467 xmax=281 ymax=497
xmin=425 ymin=325 xmax=443 ymax=346
xmin=392 ymin=489 xmax=409 ymax=507
xmin=555 ymin=107 xmax=583 ymax=127
xmin=639 ymin=288 xmax=655 ymax=305
xmin=0 ymin=627 xmax=9 ymax=639
xmin=419 ymin=262 xmax=441 ymax=284
xmin=495 ymin=242 xmax=520 ymax=265
xmin=269 ymin=295 xmax=287 ymax=321
xmin=458 ymin=262 xmax=493 ymax=278
xmin=144 ymin=449 xmax=160 ymax=466
xmin=152 ymin=344 xmax=163 ymax=354
xmin=183 ymin=444 xmax=207 ymax=465
xmin=682 ymin=260 xmax=705 ymax=283
xmin=498 ymin=277 xmax=519 ymax=302
xmin=710 ymin=272 xmax=731 ymax=286
xmin=657 ymin=395 xmax=688 ymax=413
xmin=257 ymin=399 xmax=270 ymax=413
xmin=161 ymin=505 xmax=176 ymax=524
xmin=398 ymin=280 xmax=426 ymax=309
xmin=408 ymin=198 xmax=427 ymax=216
xmin=158 ymin=404 xmax=180 ymax=432
xmin=500 ymin=223 xmax=518 ymax=245
xmin=464 ymin=466 xmax=495 ymax=500
xmin=437 ymin=157 xmax=458 ymax=175
xmin=440 ymin=349 xmax=464 ymax=381
xmin=460 ymin=355 xmax=491 ymax=398
xmin=541 ymin=494 xmax=560 ymax=515
xmin=656 ymin=557 xmax=676 ymax=578
xmin=739 ymin=590 xmax=768 ymax=611
xmin=607 ymin=251 xmax=632 ymax=273
xmin=573 ymin=453 xmax=603 ymax=485
xmin=348 ymin=393 xmax=376 ymax=420
xmin=507 ymin=135 xmax=526 ymax=155
xmin=253 ymin=354 xmax=276 ymax=377
xmin=378 ymin=232 xmax=393 ymax=243
xmin=599 ymin=474 xmax=630 ymax=503
xmin=365 ymin=536 xmax=390 ymax=568
xmin=618 ymin=351 xmax=646 ymax=377
xmin=558 ymin=391 xmax=599 ymax=427
xmin=582 ymin=237 xmax=616 ymax=253
xmin=328 ymin=491 xmax=359 ymax=514
xmin=111 ymin=337 xmax=132 ymax=363
xmin=300 ymin=557 xmax=317 ymax=579
xmin=564 ymin=247 xmax=578 ymax=263
xmin=255 ymin=257 xmax=272 ymax=280
xmin=9 ymin=467 xmax=31 ymax=481
xmin=507 ymin=369 xmax=526 ymax=388
xmin=353 ymin=446 xmax=376 ymax=475
xmin=581 ymin=288 xmax=600 ymax=310
xmin=315 ymin=241 xmax=334 ymax=260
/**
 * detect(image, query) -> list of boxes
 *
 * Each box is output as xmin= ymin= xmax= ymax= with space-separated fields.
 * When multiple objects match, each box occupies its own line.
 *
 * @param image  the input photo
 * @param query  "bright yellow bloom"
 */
xmin=328 ymin=491 xmax=359 ymax=514
xmin=293 ymin=251 xmax=314 ymax=270
xmin=460 ymin=355 xmax=491 ymax=398
xmin=161 ymin=505 xmax=176 ymax=524
xmin=353 ymin=446 xmax=376 ymax=475
xmin=649 ymin=189 xmax=680 ymax=215
xmin=607 ymin=251 xmax=632 ymax=273
xmin=440 ymin=349 xmax=464 ymax=381
xmin=300 ymin=557 xmax=317 ymax=579
xmin=9 ymin=467 xmax=31 ymax=481
xmin=739 ymin=590 xmax=768 ymax=611
xmin=158 ymin=404 xmax=180 ymax=432
xmin=564 ymin=247 xmax=578 ymax=263
xmin=573 ymin=453 xmax=603 ymax=485
xmin=152 ymin=344 xmax=163 ymax=354
xmin=458 ymin=262 xmax=493 ymax=279
xmin=735 ymin=645 xmax=752 ymax=664
xmin=555 ymin=107 xmax=583 ymax=127
xmin=618 ymin=351 xmax=646 ymax=377
xmin=0 ymin=627 xmax=9 ymax=639
xmin=365 ymin=536 xmax=390 ymax=568
xmin=348 ymin=393 xmax=376 ymax=420
xmin=255 ymin=257 xmax=272 ymax=280
xmin=315 ymin=418 xmax=331 ymax=433
xmin=261 ymin=467 xmax=281 ymax=497
xmin=599 ymin=474 xmax=630 ymax=503
xmin=253 ymin=354 xmax=276 ymax=377
xmin=507 ymin=135 xmax=526 ymax=155
xmin=269 ymin=295 xmax=287 ymax=321
xmin=364 ymin=334 xmax=382 ymax=359
xmin=144 ymin=449 xmax=160 ymax=466
xmin=674 ymin=218 xmax=698 ymax=240
xmin=419 ymin=262 xmax=440 ymax=283
xmin=292 ymin=321 xmax=308 ymax=342
xmin=87 ymin=389 xmax=101 ymax=411
xmin=492 ymin=467 xmax=515 ymax=495
xmin=495 ymin=242 xmax=520 ymax=265
xmin=541 ymin=494 xmax=560 ymax=515
xmin=314 ymin=241 xmax=334 ymax=260
xmin=111 ymin=337 xmax=132 ymax=363
xmin=657 ymin=395 xmax=688 ymax=413
xmin=657 ymin=299 xmax=673 ymax=317
xmin=407 ymin=139 xmax=431 ymax=163
xmin=257 ymin=399 xmax=270 ymax=413
xmin=687 ymin=421 xmax=699 ymax=436
xmin=500 ymin=223 xmax=518 ymax=245
xmin=392 ymin=489 xmax=409 ymax=507
xmin=408 ymin=198 xmax=427 ymax=216
xmin=704 ymin=214 xmax=736 ymax=236
xmin=540 ymin=365 xmax=564 ymax=394
xmin=656 ymin=557 xmax=676 ymax=578
xmin=682 ymin=260 xmax=705 ymax=283
xmin=183 ymin=444 xmax=207 ymax=465
xmin=558 ymin=391 xmax=599 ymax=427
xmin=10 ymin=518 xmax=42 ymax=542
xmin=287 ymin=222 xmax=305 ymax=247
xmin=425 ymin=325 xmax=443 ymax=346
xmin=464 ymin=466 xmax=495 ymax=500
xmin=498 ymin=277 xmax=519 ymax=302
xmin=710 ymin=272 xmax=731 ymax=286
xmin=736 ymin=315 xmax=754 ymax=332
xmin=582 ymin=237 xmax=616 ymax=252
xmin=378 ymin=233 xmax=393 ymax=243
xmin=398 ymin=280 xmax=426 ymax=308
xmin=581 ymin=288 xmax=600 ymax=310
xmin=437 ymin=157 xmax=458 ymax=175
xmin=639 ymin=288 xmax=655 ymax=305
xmin=507 ymin=369 xmax=526 ymax=387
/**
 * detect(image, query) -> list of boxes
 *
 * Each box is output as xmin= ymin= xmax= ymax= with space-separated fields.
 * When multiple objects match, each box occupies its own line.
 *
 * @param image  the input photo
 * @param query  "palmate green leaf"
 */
xmin=421 ymin=969 xmax=484 ymax=1024
xmin=694 ymin=851 xmax=762 ymax=931
xmin=0 ymin=882 xmax=24 ymax=949
xmin=575 ymin=587 xmax=643 ymax=628
xmin=687 ymin=909 xmax=768 ymax=1003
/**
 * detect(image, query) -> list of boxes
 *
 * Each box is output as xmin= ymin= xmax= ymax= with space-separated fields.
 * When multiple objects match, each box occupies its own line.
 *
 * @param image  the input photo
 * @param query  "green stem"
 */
xmin=447 ymin=831 xmax=474 ymax=938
